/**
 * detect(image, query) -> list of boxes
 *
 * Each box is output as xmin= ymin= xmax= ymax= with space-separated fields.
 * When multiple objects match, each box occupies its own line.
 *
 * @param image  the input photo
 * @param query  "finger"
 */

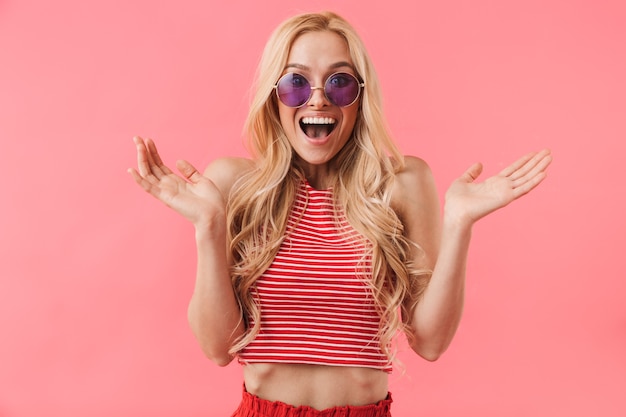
xmin=143 ymin=137 xmax=168 ymax=179
xmin=128 ymin=167 xmax=160 ymax=196
xmin=510 ymin=151 xmax=552 ymax=197
xmin=459 ymin=162 xmax=483 ymax=183
xmin=512 ymin=170 xmax=548 ymax=199
xmin=511 ymin=153 xmax=552 ymax=187
xmin=145 ymin=138 xmax=174 ymax=176
xmin=134 ymin=136 xmax=153 ymax=178
xmin=133 ymin=137 xmax=162 ymax=187
xmin=510 ymin=150 xmax=552 ymax=181
xmin=498 ymin=152 xmax=536 ymax=177
xmin=176 ymin=159 xmax=205 ymax=183
xmin=500 ymin=150 xmax=549 ymax=179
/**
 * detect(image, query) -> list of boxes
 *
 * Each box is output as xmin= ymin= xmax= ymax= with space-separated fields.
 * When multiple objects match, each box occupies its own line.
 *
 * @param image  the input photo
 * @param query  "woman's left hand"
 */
xmin=444 ymin=149 xmax=552 ymax=227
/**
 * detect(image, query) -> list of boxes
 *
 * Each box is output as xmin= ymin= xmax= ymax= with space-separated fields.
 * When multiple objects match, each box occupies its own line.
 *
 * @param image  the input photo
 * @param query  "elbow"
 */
xmin=214 ymin=358 xmax=233 ymax=367
xmin=195 ymin=337 xmax=235 ymax=367
xmin=409 ymin=340 xmax=448 ymax=362
xmin=188 ymin=318 xmax=235 ymax=367
xmin=417 ymin=348 xmax=444 ymax=362
xmin=407 ymin=325 xmax=458 ymax=362
xmin=205 ymin=350 xmax=234 ymax=367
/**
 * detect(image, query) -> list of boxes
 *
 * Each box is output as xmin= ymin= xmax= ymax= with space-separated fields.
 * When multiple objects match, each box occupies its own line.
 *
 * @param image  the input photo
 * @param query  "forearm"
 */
xmin=187 ymin=225 xmax=245 ymax=366
xmin=410 ymin=214 xmax=473 ymax=361
xmin=399 ymin=150 xmax=551 ymax=361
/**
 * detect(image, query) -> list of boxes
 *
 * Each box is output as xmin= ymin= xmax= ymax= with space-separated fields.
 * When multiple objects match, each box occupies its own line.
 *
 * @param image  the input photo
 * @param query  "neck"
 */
xmin=296 ymin=162 xmax=335 ymax=190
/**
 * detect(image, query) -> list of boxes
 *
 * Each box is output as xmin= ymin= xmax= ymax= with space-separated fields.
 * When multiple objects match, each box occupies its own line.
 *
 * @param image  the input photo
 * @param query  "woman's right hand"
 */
xmin=128 ymin=136 xmax=225 ymax=231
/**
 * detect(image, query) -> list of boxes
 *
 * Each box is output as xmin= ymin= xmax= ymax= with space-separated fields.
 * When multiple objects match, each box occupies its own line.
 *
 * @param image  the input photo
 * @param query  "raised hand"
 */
xmin=444 ymin=149 xmax=552 ymax=226
xmin=128 ymin=136 xmax=225 ymax=230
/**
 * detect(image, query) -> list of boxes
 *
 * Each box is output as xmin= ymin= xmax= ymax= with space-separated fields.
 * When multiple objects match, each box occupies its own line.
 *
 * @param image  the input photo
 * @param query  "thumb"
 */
xmin=176 ymin=160 xmax=204 ymax=183
xmin=460 ymin=162 xmax=483 ymax=183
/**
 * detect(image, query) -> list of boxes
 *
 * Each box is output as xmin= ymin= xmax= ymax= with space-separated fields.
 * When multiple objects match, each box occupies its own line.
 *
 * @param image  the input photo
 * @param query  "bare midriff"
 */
xmin=242 ymin=362 xmax=389 ymax=410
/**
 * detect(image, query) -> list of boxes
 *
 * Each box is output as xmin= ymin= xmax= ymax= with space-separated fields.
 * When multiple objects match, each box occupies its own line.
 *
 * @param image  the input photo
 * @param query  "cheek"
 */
xmin=341 ymin=108 xmax=359 ymax=137
xmin=278 ymin=106 xmax=296 ymax=133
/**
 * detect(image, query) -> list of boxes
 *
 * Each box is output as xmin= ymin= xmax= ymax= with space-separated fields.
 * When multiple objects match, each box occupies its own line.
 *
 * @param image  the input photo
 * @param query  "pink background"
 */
xmin=1 ymin=0 xmax=624 ymax=415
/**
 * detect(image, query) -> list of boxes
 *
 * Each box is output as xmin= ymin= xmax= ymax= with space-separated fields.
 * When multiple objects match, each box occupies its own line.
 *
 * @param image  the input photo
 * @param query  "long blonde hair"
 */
xmin=226 ymin=11 xmax=430 ymax=364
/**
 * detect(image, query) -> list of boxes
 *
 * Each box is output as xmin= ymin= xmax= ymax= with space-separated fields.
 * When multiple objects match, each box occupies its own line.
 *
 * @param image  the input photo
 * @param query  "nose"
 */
xmin=307 ymin=86 xmax=330 ymax=108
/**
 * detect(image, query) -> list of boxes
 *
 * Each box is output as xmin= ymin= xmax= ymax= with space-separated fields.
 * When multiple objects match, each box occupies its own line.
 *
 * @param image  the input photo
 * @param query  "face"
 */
xmin=277 ymin=30 xmax=360 ymax=181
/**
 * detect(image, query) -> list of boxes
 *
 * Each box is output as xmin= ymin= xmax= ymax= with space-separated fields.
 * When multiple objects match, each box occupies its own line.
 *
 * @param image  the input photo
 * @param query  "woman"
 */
xmin=129 ymin=11 xmax=552 ymax=417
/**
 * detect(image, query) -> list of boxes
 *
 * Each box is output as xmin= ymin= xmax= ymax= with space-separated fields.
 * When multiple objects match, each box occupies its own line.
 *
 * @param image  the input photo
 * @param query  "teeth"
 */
xmin=301 ymin=117 xmax=336 ymax=125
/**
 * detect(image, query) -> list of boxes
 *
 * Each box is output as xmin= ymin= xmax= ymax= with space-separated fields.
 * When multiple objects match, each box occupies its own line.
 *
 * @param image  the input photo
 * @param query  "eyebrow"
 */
xmin=284 ymin=61 xmax=355 ymax=72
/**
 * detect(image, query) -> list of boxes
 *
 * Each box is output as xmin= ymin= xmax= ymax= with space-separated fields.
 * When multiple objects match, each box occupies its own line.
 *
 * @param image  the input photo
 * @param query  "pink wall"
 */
xmin=1 ymin=0 xmax=624 ymax=415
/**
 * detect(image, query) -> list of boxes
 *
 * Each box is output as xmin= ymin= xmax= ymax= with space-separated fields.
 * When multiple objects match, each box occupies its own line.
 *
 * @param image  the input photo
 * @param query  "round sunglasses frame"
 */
xmin=274 ymin=72 xmax=365 ymax=108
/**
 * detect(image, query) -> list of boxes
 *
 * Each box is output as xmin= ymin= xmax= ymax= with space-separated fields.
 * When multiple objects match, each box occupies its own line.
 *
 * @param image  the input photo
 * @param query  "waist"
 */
xmin=242 ymin=362 xmax=389 ymax=410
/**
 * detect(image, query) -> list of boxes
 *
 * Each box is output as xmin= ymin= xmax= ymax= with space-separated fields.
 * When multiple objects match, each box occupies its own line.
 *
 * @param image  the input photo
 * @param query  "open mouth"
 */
xmin=299 ymin=117 xmax=337 ymax=139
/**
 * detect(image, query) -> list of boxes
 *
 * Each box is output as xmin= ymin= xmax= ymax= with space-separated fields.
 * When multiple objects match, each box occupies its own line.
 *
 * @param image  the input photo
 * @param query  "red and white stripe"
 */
xmin=237 ymin=181 xmax=392 ymax=372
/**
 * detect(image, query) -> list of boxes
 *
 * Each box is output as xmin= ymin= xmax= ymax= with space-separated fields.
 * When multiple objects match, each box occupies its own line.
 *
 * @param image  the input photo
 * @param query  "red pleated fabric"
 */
xmin=230 ymin=388 xmax=393 ymax=417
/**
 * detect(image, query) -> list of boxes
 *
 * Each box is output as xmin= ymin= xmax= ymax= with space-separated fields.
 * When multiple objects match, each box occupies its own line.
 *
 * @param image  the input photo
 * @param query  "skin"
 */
xmin=277 ymin=31 xmax=360 ymax=189
xmin=129 ymin=29 xmax=552 ymax=410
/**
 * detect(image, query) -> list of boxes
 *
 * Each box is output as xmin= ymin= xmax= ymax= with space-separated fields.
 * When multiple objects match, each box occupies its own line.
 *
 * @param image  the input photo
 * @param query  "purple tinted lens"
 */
xmin=276 ymin=73 xmax=311 ymax=107
xmin=325 ymin=73 xmax=360 ymax=107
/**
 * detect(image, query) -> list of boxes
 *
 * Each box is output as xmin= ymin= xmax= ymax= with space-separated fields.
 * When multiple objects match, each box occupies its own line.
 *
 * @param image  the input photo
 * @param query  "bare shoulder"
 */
xmin=392 ymin=156 xmax=438 ymax=212
xmin=395 ymin=155 xmax=434 ymax=183
xmin=203 ymin=157 xmax=255 ymax=199
xmin=392 ymin=156 xmax=441 ymax=261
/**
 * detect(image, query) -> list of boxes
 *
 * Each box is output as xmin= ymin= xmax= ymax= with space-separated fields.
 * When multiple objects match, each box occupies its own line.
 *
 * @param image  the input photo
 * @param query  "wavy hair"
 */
xmin=226 ymin=11 xmax=430 ymax=365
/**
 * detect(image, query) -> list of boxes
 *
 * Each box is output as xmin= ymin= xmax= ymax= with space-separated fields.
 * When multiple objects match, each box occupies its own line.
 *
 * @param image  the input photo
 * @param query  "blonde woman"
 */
xmin=129 ymin=11 xmax=552 ymax=417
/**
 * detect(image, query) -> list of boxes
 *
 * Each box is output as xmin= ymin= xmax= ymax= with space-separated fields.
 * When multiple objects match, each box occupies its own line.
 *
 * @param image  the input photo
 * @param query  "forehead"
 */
xmin=286 ymin=30 xmax=354 ymax=72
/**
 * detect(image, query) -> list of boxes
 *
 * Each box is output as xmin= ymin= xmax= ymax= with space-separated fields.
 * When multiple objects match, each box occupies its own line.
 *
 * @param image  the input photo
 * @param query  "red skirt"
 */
xmin=230 ymin=387 xmax=393 ymax=417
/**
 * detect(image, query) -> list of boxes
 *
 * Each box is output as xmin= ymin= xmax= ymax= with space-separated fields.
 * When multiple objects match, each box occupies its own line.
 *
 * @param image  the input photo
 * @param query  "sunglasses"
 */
xmin=274 ymin=72 xmax=365 ymax=108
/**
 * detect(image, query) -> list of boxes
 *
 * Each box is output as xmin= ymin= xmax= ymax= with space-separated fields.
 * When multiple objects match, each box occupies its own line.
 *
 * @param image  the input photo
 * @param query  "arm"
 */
xmin=187 ymin=158 xmax=251 ymax=366
xmin=129 ymin=136 xmax=251 ymax=366
xmin=395 ymin=150 xmax=552 ymax=361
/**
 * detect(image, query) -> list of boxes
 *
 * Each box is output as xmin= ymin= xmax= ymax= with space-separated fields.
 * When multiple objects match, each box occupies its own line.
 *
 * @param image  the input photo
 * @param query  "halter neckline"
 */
xmin=303 ymin=178 xmax=333 ymax=193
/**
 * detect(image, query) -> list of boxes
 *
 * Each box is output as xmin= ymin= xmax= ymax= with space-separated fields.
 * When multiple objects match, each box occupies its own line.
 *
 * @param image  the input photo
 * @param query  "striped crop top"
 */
xmin=237 ymin=180 xmax=392 ymax=372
